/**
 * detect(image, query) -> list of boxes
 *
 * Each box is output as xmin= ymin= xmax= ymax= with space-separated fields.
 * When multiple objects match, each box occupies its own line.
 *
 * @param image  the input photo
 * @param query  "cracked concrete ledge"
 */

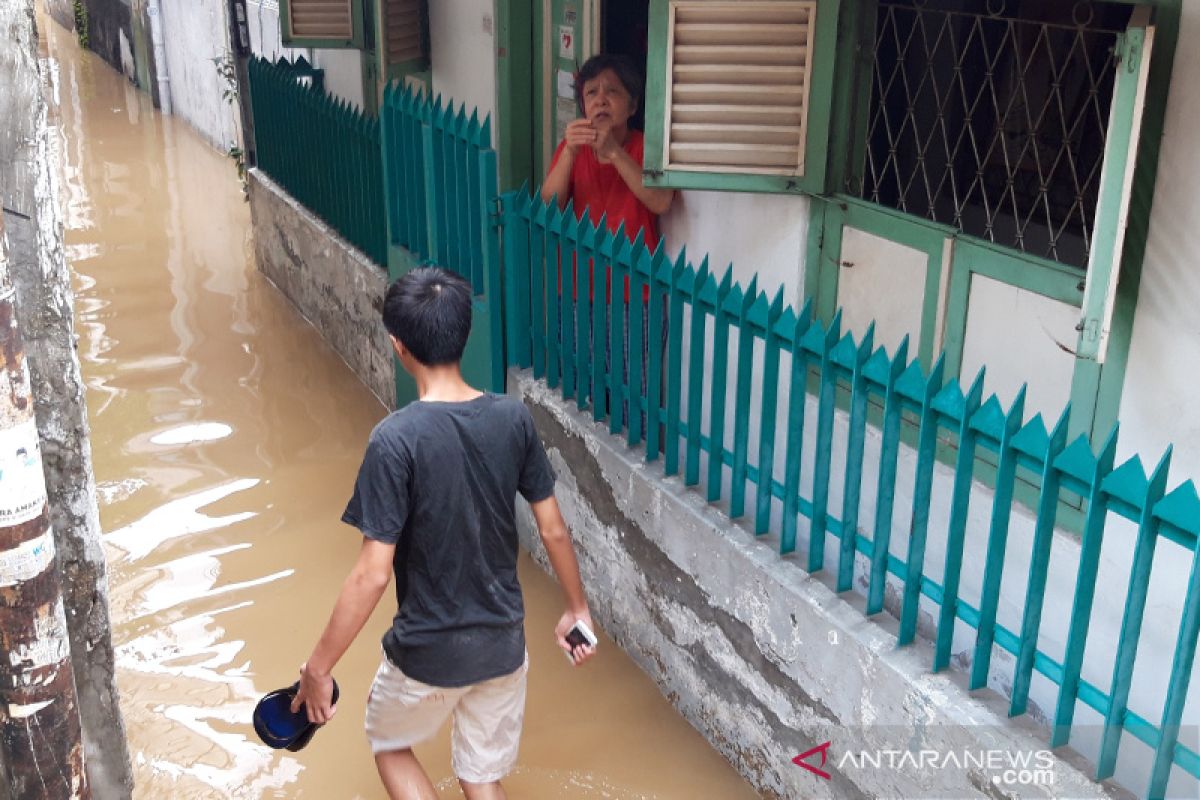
xmin=511 ymin=369 xmax=1129 ymax=800
xmin=248 ymin=169 xmax=394 ymax=410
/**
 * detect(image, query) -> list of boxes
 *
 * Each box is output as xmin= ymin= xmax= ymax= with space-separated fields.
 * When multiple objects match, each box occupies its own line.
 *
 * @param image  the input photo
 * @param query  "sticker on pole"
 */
xmin=0 ymin=420 xmax=47 ymax=526
xmin=0 ymin=531 xmax=55 ymax=587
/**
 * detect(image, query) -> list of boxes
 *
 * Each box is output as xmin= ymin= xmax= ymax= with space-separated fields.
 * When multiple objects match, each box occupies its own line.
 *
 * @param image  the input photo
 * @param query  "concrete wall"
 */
xmin=510 ymin=370 xmax=1130 ymax=800
xmin=79 ymin=0 xmax=136 ymax=81
xmin=42 ymin=0 xmax=73 ymax=30
xmin=429 ymin=0 xmax=497 ymax=140
xmin=1119 ymin=2 xmax=1200 ymax=481
xmin=157 ymin=0 xmax=240 ymax=149
xmin=247 ymin=170 xmax=395 ymax=408
xmin=0 ymin=4 xmax=132 ymax=797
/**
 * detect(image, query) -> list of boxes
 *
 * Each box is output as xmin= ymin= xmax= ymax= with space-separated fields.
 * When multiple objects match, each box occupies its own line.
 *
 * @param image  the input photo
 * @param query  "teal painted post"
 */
xmin=626 ymin=236 xmax=647 ymax=446
xmin=575 ymin=217 xmax=595 ymax=412
xmin=808 ymin=314 xmax=843 ymax=573
xmin=479 ymin=145 xmax=505 ymax=392
xmin=530 ymin=200 xmax=548 ymax=379
xmin=421 ymin=102 xmax=442 ymax=266
xmin=626 ymin=243 xmax=646 ymax=446
xmin=607 ymin=226 xmax=628 ymax=435
xmin=898 ymin=357 xmax=946 ymax=645
xmin=933 ymin=370 xmax=987 ymax=672
xmin=1010 ymin=409 xmax=1070 ymax=716
xmin=684 ymin=259 xmax=711 ymax=487
xmin=969 ymin=388 xmax=1028 ymax=690
xmin=663 ymin=252 xmax=687 ymax=475
xmin=729 ymin=283 xmax=759 ymax=520
xmin=754 ymin=290 xmax=787 ymax=534
xmin=546 ymin=204 xmax=563 ymax=390
xmin=837 ymin=325 xmax=876 ymax=593
xmin=1097 ymin=449 xmax=1172 ymax=779
xmin=380 ymin=85 xmax=399 ymax=252
xmin=867 ymin=338 xmax=909 ymax=615
xmin=559 ymin=203 xmax=578 ymax=401
xmin=780 ymin=303 xmax=815 ymax=556
xmin=1149 ymin=534 xmax=1200 ymax=798
xmin=706 ymin=268 xmax=735 ymax=503
xmin=590 ymin=216 xmax=610 ymax=423
xmin=507 ymin=192 xmax=532 ymax=368
xmin=644 ymin=248 xmax=670 ymax=461
xmin=1052 ymin=426 xmax=1120 ymax=747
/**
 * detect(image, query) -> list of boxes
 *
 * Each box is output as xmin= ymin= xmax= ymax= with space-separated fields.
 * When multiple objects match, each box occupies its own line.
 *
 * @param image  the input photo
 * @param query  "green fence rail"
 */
xmin=248 ymin=56 xmax=386 ymax=266
xmin=501 ymin=188 xmax=1200 ymax=799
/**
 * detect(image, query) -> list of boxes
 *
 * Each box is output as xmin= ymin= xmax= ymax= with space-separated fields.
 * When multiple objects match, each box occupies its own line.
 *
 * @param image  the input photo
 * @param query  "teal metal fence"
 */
xmin=501 ymin=188 xmax=1200 ymax=799
xmin=248 ymin=56 xmax=386 ymax=266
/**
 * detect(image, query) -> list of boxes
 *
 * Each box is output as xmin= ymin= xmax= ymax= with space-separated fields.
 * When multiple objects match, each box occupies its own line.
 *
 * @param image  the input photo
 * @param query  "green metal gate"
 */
xmin=378 ymin=84 xmax=505 ymax=404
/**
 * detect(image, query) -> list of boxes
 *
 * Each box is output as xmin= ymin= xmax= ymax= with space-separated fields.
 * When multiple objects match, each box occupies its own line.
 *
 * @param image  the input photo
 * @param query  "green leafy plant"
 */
xmin=212 ymin=52 xmax=248 ymax=199
xmin=73 ymin=0 xmax=89 ymax=48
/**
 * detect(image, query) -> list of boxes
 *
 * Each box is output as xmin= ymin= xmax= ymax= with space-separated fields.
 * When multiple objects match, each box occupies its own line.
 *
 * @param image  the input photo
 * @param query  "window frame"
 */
xmin=374 ymin=0 xmax=431 ymax=89
xmin=808 ymin=0 xmax=1168 ymax=446
xmin=279 ymin=0 xmax=366 ymax=49
xmin=641 ymin=0 xmax=844 ymax=195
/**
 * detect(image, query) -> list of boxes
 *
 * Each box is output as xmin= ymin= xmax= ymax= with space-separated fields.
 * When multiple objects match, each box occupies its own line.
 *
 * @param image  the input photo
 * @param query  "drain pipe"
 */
xmin=146 ymin=0 xmax=171 ymax=114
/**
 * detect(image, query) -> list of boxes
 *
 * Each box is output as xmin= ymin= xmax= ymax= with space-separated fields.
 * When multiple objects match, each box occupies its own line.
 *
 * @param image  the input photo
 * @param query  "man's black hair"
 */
xmin=574 ymin=54 xmax=642 ymax=117
xmin=382 ymin=267 xmax=472 ymax=366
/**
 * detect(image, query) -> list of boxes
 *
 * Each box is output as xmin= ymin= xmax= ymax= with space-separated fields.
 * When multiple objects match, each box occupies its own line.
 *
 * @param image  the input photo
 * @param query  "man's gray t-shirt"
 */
xmin=342 ymin=393 xmax=556 ymax=687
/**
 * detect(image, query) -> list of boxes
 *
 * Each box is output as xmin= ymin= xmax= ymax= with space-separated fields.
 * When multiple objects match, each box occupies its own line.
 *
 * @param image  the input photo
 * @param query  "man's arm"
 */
xmin=530 ymin=495 xmax=597 ymax=665
xmin=292 ymin=536 xmax=395 ymax=723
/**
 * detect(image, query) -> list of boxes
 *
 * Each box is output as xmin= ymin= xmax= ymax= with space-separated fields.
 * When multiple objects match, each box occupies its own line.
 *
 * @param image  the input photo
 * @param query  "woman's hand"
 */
xmin=592 ymin=124 xmax=621 ymax=165
xmin=563 ymin=119 xmax=597 ymax=155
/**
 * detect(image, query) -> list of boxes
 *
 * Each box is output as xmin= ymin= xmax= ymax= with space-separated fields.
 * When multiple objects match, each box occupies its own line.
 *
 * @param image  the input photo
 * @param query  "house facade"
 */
xmin=237 ymin=1 xmax=1200 ymax=796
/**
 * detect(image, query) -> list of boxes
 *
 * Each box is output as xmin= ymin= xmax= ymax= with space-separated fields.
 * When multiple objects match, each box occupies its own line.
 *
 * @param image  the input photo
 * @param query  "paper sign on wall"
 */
xmin=556 ymin=69 xmax=575 ymax=100
xmin=558 ymin=24 xmax=575 ymax=59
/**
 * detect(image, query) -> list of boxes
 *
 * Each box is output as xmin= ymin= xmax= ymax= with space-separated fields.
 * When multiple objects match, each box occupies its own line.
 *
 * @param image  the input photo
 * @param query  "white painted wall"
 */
xmin=158 ymin=0 xmax=240 ymax=150
xmin=428 ymin=0 xmax=497 ymax=141
xmin=1120 ymin=3 xmax=1200 ymax=482
xmin=660 ymin=191 xmax=808 ymax=309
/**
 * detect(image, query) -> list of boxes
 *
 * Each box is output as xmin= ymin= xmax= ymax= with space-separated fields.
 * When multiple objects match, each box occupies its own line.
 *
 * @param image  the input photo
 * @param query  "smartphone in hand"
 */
xmin=564 ymin=619 xmax=597 ymax=663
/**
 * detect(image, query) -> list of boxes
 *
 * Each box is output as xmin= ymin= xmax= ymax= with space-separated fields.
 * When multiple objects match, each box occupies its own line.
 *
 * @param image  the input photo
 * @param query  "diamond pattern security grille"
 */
xmin=849 ymin=0 xmax=1134 ymax=271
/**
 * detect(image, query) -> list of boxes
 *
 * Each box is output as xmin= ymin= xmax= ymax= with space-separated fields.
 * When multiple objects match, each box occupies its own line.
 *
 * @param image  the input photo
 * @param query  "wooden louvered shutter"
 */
xmin=664 ymin=0 xmax=815 ymax=176
xmin=280 ymin=0 xmax=362 ymax=48
xmin=379 ymin=0 xmax=432 ymax=85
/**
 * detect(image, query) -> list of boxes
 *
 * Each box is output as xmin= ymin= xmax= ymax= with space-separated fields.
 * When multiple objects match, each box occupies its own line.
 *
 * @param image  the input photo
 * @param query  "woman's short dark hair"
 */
xmin=382 ymin=267 xmax=472 ymax=366
xmin=575 ymin=54 xmax=642 ymax=117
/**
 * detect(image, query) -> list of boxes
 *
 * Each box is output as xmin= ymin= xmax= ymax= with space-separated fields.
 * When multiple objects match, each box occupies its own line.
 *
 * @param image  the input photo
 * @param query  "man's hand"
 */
xmin=555 ymin=610 xmax=597 ymax=666
xmin=291 ymin=662 xmax=337 ymax=725
xmin=563 ymin=119 xmax=597 ymax=155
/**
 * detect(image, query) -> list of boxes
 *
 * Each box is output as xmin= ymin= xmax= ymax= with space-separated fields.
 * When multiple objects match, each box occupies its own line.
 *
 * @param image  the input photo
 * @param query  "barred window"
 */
xmin=848 ymin=0 xmax=1135 ymax=271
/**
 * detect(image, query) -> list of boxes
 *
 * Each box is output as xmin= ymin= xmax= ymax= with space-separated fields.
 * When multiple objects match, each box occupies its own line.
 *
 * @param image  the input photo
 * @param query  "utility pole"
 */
xmin=0 ymin=218 xmax=90 ymax=799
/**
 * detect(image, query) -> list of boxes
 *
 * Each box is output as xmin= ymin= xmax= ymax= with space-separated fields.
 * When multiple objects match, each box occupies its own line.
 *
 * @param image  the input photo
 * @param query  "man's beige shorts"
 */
xmin=364 ymin=654 xmax=529 ymax=784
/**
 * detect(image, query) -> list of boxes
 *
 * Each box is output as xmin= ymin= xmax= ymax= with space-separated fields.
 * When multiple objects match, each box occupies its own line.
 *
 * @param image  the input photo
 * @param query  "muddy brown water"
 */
xmin=41 ymin=14 xmax=760 ymax=800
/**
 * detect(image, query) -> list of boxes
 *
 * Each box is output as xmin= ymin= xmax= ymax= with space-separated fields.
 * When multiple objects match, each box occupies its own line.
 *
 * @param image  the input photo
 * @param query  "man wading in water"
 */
xmin=292 ymin=267 xmax=596 ymax=799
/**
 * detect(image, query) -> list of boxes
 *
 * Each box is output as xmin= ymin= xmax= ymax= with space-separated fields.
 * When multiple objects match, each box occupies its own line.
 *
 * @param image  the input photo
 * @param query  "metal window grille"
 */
xmin=848 ymin=0 xmax=1134 ymax=270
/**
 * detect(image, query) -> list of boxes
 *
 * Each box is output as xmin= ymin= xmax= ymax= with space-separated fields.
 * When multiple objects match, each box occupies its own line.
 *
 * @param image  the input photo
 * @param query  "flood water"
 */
xmin=40 ymin=14 xmax=759 ymax=800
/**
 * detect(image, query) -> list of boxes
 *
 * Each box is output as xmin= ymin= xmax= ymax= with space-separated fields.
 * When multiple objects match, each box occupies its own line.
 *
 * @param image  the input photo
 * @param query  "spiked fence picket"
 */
xmin=380 ymin=84 xmax=497 ymax=297
xmin=248 ymin=56 xmax=386 ymax=266
xmin=501 ymin=188 xmax=1200 ymax=799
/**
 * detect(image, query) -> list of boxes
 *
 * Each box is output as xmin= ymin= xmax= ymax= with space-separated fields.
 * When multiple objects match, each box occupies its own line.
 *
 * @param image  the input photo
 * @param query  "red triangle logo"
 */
xmin=792 ymin=741 xmax=832 ymax=780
